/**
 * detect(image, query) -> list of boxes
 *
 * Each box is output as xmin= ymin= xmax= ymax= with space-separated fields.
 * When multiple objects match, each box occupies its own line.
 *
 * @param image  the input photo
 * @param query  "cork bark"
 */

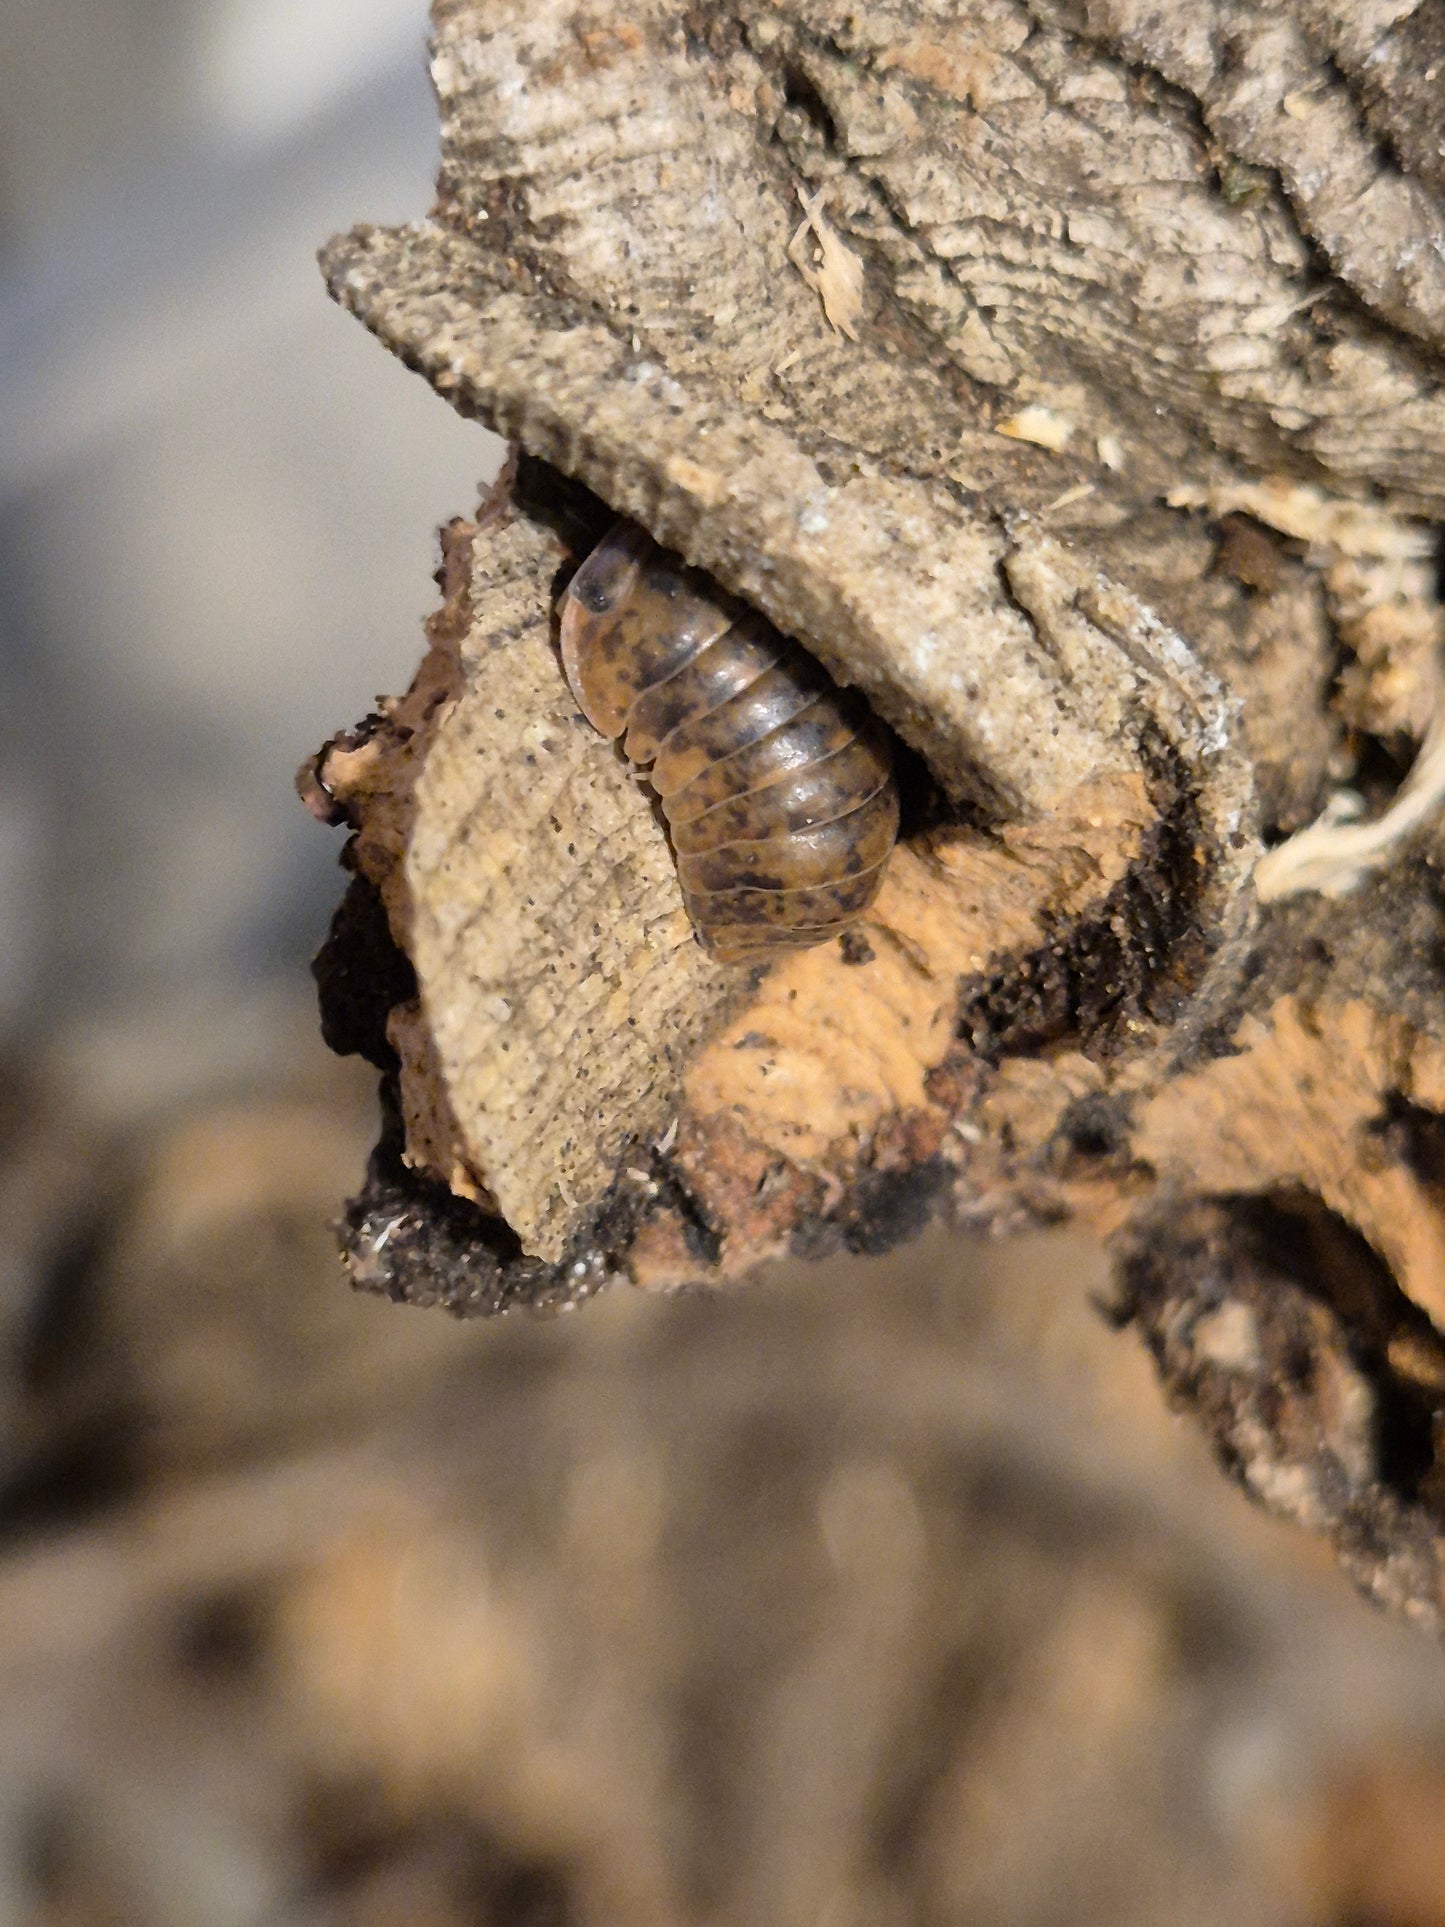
xmin=306 ymin=0 xmax=1445 ymax=1623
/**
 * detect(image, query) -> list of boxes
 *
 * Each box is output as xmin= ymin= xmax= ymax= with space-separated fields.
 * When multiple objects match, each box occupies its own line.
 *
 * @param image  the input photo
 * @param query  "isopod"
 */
xmin=558 ymin=520 xmax=898 ymax=964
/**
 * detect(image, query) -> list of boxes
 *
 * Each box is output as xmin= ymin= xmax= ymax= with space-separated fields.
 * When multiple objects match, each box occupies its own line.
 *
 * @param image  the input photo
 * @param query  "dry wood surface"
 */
xmin=305 ymin=0 xmax=1445 ymax=1624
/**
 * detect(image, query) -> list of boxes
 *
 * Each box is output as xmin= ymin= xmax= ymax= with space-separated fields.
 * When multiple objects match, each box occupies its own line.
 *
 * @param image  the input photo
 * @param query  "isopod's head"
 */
xmin=558 ymin=521 xmax=655 ymax=736
xmin=559 ymin=520 xmax=737 ymax=745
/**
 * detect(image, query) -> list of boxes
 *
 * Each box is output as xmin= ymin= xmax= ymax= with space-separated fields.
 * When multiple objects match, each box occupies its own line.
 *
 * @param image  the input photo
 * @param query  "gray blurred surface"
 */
xmin=0 ymin=0 xmax=501 ymax=1035
xmin=9 ymin=13 xmax=1445 ymax=1926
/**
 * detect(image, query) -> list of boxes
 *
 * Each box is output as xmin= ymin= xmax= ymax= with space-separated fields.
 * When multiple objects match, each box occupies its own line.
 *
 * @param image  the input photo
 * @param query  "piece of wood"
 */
xmin=306 ymin=0 xmax=1445 ymax=1623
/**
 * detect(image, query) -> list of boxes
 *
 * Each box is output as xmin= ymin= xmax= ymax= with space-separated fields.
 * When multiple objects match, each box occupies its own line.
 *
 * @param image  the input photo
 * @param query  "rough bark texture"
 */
xmin=308 ymin=0 xmax=1445 ymax=1622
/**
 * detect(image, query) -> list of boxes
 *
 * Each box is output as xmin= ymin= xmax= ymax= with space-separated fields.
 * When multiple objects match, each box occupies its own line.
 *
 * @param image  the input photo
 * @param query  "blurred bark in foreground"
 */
xmin=8 ymin=1012 xmax=1445 ymax=1923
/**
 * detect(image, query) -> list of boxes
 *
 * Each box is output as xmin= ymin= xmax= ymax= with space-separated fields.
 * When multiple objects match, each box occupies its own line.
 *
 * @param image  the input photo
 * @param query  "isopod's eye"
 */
xmin=572 ymin=555 xmax=626 ymax=613
xmin=577 ymin=578 xmax=610 ymax=612
xmin=564 ymin=520 xmax=654 ymax=617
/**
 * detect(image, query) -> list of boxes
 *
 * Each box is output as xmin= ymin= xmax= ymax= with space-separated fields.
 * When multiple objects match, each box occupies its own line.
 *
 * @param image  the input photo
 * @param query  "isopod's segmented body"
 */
xmin=559 ymin=520 xmax=898 ymax=964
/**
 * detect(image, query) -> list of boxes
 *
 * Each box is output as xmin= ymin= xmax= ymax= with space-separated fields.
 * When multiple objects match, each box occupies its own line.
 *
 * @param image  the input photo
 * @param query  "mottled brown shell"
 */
xmin=558 ymin=521 xmax=898 ymax=965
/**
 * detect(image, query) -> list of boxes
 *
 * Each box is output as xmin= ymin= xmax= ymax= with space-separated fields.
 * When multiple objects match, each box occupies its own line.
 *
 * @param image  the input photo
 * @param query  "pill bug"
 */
xmin=558 ymin=519 xmax=898 ymax=965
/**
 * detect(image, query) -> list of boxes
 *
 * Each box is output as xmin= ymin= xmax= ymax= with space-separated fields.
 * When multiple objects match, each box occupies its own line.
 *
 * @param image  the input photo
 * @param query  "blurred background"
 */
xmin=6 ymin=4 xmax=1445 ymax=1923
